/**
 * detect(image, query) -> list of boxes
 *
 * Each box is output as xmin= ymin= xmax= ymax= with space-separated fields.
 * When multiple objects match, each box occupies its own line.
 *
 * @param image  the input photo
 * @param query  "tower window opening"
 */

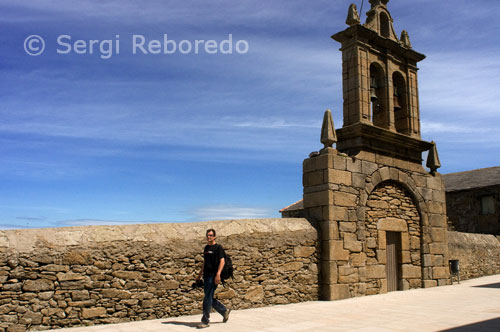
xmin=380 ymin=13 xmax=390 ymax=38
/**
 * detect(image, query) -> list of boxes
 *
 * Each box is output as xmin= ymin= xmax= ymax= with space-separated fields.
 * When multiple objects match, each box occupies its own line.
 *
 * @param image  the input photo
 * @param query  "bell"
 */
xmin=393 ymin=86 xmax=402 ymax=110
xmin=370 ymin=76 xmax=378 ymax=102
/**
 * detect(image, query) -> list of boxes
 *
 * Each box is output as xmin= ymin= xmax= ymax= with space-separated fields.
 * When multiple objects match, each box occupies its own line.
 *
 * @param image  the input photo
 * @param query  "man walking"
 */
xmin=196 ymin=229 xmax=230 ymax=328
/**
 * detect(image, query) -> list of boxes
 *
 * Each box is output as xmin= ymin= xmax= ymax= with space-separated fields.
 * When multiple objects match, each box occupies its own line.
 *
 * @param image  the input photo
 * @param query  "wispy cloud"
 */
xmin=189 ymin=205 xmax=274 ymax=221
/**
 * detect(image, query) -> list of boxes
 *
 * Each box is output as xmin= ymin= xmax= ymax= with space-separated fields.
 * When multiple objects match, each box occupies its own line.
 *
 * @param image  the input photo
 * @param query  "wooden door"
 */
xmin=386 ymin=231 xmax=401 ymax=292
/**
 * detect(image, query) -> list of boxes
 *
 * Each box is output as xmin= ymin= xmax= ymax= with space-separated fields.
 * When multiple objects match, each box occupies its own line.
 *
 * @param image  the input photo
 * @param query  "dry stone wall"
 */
xmin=0 ymin=219 xmax=319 ymax=332
xmin=448 ymin=231 xmax=500 ymax=280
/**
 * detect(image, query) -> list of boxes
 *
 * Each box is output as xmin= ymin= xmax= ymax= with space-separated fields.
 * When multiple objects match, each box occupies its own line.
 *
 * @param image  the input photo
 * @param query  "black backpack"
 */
xmin=220 ymin=249 xmax=233 ymax=283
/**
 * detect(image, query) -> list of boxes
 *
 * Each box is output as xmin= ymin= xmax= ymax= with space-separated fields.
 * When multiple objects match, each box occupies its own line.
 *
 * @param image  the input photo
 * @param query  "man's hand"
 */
xmin=215 ymin=274 xmax=221 ymax=285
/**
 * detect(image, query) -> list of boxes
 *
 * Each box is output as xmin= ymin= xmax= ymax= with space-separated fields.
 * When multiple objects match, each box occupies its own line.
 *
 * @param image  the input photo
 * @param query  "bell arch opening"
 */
xmin=392 ymin=71 xmax=409 ymax=134
xmin=369 ymin=63 xmax=388 ymax=128
xmin=380 ymin=12 xmax=390 ymax=38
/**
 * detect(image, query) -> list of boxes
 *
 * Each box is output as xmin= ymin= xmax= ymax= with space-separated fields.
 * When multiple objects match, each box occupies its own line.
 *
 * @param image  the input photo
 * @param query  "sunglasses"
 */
xmin=206 ymin=234 xmax=215 ymax=237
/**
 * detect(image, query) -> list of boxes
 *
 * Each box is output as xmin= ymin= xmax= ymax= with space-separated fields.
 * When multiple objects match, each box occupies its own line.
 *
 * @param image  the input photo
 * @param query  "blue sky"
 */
xmin=0 ymin=0 xmax=499 ymax=229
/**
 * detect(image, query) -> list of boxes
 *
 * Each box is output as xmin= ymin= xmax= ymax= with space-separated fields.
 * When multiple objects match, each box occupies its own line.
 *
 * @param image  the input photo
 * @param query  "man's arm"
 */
xmin=215 ymin=257 xmax=225 ymax=285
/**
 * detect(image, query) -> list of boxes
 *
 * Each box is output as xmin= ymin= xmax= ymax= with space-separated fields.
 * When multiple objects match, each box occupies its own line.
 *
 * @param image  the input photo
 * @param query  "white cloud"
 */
xmin=189 ymin=205 xmax=273 ymax=221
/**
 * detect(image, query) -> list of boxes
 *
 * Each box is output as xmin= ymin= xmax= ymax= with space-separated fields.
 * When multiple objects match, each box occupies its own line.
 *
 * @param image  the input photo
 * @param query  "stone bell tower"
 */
xmin=333 ymin=0 xmax=429 ymax=162
xmin=303 ymin=0 xmax=449 ymax=301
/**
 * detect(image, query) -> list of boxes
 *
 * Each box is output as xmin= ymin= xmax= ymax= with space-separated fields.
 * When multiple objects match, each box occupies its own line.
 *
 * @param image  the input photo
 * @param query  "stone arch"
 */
xmin=360 ymin=167 xmax=426 ymax=217
xmin=362 ymin=180 xmax=423 ymax=293
xmin=369 ymin=62 xmax=388 ymax=128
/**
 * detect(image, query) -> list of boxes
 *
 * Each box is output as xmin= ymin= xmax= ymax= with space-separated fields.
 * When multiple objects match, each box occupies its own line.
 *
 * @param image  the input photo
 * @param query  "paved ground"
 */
xmin=47 ymin=274 xmax=500 ymax=332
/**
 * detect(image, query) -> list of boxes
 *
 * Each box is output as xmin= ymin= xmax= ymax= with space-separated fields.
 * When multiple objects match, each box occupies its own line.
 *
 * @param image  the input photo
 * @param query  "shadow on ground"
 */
xmin=162 ymin=321 xmax=223 ymax=328
xmin=472 ymin=282 xmax=500 ymax=289
xmin=439 ymin=317 xmax=500 ymax=331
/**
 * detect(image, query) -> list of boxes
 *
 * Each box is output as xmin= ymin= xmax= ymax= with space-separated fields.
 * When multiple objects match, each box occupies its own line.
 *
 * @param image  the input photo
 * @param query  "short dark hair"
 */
xmin=206 ymin=229 xmax=216 ymax=237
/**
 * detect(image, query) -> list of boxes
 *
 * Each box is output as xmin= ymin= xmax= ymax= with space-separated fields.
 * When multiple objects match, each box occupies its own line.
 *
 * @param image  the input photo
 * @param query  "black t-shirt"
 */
xmin=203 ymin=244 xmax=224 ymax=277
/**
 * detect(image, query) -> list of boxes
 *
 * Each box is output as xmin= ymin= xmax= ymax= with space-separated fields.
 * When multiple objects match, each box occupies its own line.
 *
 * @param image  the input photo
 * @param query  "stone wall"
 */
xmin=448 ymin=231 xmax=500 ymax=280
xmin=446 ymin=186 xmax=500 ymax=235
xmin=0 ymin=219 xmax=319 ymax=332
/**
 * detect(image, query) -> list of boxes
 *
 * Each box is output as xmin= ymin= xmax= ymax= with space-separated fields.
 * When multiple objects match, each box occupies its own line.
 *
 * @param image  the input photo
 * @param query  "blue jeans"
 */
xmin=202 ymin=275 xmax=227 ymax=323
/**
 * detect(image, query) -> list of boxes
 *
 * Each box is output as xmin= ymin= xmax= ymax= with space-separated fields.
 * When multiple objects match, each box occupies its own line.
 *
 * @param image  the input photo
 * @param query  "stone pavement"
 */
xmin=47 ymin=274 xmax=500 ymax=332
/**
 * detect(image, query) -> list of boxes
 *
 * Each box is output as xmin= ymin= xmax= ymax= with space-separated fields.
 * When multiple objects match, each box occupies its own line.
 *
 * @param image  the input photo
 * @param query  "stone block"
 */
xmin=367 ymin=200 xmax=388 ymax=209
xmin=63 ymin=250 xmax=92 ymax=265
xmin=346 ymin=158 xmax=362 ymax=173
xmin=332 ymin=206 xmax=349 ymax=221
xmin=57 ymin=273 xmax=86 ymax=282
xmin=393 ymin=158 xmax=409 ymax=170
xmin=410 ymin=236 xmax=420 ymax=250
xmin=20 ymin=311 xmax=42 ymax=325
xmin=329 ymin=240 xmax=350 ymax=261
xmin=377 ymin=218 xmax=407 ymax=232
xmin=330 ymin=284 xmax=351 ymax=300
xmin=376 ymin=250 xmax=386 ymax=264
xmin=423 ymin=254 xmax=432 ymax=267
xmin=333 ymin=192 xmax=357 ymax=207
xmin=429 ymin=243 xmax=447 ymax=255
xmin=111 ymin=271 xmax=142 ymax=280
xmin=339 ymin=222 xmax=356 ymax=233
xmin=22 ymin=279 xmax=54 ymax=292
xmin=71 ymin=290 xmax=89 ymax=301
xmin=428 ymin=201 xmax=444 ymax=214
xmin=402 ymin=265 xmax=421 ymax=278
xmin=362 ymin=160 xmax=378 ymax=175
xmin=245 ymin=286 xmax=264 ymax=302
xmin=380 ymin=279 xmax=388 ymax=293
xmin=306 ymin=206 xmax=323 ymax=222
xmin=379 ymin=167 xmax=390 ymax=181
xmin=279 ymin=262 xmax=303 ymax=272
xmin=81 ymin=307 xmax=106 ymax=319
xmin=303 ymin=171 xmax=324 ymax=187
xmin=378 ymin=231 xmax=386 ymax=249
xmin=401 ymin=251 xmax=411 ymax=264
xmin=357 ymin=151 xmax=376 ymax=163
xmin=366 ymin=237 xmax=377 ymax=249
xmin=429 ymin=214 xmax=446 ymax=227
xmin=304 ymin=191 xmax=331 ymax=208
xmin=413 ymin=174 xmax=427 ymax=187
xmin=343 ymin=233 xmax=362 ymax=252
xmin=427 ymin=176 xmax=443 ymax=190
xmin=375 ymin=154 xmax=394 ymax=167
xmin=401 ymin=233 xmax=410 ymax=251
xmin=366 ymin=265 xmax=386 ymax=279
xmin=351 ymin=252 xmax=366 ymax=267
xmin=432 ymin=190 xmax=446 ymax=203
xmin=432 ymin=266 xmax=449 ymax=279
xmin=319 ymin=220 xmax=339 ymax=241
xmin=338 ymin=267 xmax=359 ymax=283
xmin=328 ymin=169 xmax=352 ymax=185
xmin=102 ymin=289 xmax=132 ymax=299
xmin=432 ymin=255 xmax=444 ymax=267
xmin=352 ymin=173 xmax=366 ymax=188
xmin=320 ymin=261 xmax=338 ymax=284
xmin=294 ymin=246 xmax=316 ymax=258
xmin=333 ymin=155 xmax=347 ymax=170
xmin=430 ymin=228 xmax=446 ymax=243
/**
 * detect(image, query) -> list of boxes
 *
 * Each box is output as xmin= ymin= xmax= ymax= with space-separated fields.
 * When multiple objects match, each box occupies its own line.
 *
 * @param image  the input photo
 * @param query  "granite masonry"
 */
xmin=0 ymin=219 xmax=319 ymax=331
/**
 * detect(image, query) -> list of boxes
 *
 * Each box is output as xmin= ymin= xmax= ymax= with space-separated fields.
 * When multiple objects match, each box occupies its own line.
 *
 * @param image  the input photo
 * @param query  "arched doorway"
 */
xmin=364 ymin=181 xmax=422 ymax=293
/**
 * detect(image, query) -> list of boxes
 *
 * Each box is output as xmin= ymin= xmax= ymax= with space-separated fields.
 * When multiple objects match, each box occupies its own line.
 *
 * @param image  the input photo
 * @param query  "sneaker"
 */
xmin=223 ymin=309 xmax=231 ymax=323
xmin=197 ymin=322 xmax=209 ymax=329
